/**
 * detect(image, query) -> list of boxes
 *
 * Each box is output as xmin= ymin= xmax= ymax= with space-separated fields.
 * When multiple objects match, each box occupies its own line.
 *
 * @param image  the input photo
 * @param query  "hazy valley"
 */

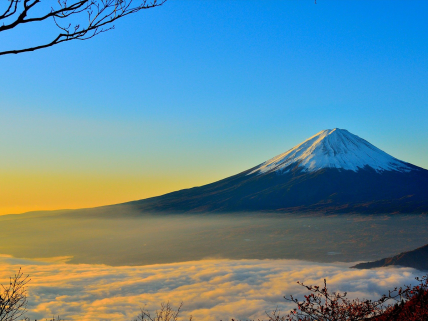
xmin=2 ymin=210 xmax=428 ymax=266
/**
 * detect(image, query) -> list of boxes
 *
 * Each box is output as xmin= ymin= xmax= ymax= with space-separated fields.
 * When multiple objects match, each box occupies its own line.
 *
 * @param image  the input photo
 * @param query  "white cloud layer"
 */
xmin=0 ymin=255 xmax=423 ymax=321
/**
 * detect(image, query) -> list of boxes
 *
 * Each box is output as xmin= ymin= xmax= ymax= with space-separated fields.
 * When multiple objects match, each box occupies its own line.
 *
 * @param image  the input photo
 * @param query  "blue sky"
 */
xmin=0 ymin=0 xmax=427 ymax=213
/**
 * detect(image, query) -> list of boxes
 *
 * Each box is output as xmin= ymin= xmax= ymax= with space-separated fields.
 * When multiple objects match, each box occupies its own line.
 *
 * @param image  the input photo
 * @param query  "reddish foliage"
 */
xmin=276 ymin=275 xmax=428 ymax=321
xmin=374 ymin=276 xmax=428 ymax=321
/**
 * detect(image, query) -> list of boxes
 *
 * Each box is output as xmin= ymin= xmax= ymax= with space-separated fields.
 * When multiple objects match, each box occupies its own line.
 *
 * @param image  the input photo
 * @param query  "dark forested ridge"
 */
xmin=352 ymin=243 xmax=428 ymax=271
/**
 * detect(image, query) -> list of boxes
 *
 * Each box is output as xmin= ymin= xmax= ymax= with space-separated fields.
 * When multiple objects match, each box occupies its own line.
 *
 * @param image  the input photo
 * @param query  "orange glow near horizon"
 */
xmin=0 ymin=171 xmax=215 ymax=215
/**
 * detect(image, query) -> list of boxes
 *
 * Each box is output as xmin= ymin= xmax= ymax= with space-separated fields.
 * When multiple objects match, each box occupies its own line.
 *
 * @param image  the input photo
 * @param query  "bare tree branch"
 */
xmin=0 ymin=0 xmax=167 ymax=56
xmin=0 ymin=268 xmax=29 ymax=321
xmin=135 ymin=302 xmax=191 ymax=321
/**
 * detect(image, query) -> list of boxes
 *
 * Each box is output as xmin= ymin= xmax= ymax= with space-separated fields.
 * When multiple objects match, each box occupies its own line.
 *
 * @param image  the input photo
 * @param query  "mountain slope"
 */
xmin=352 ymin=244 xmax=428 ymax=271
xmin=128 ymin=129 xmax=428 ymax=214
xmin=251 ymin=128 xmax=411 ymax=174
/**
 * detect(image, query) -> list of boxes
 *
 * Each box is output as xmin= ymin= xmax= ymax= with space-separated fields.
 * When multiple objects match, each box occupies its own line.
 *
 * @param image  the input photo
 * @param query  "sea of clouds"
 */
xmin=0 ymin=255 xmax=423 ymax=321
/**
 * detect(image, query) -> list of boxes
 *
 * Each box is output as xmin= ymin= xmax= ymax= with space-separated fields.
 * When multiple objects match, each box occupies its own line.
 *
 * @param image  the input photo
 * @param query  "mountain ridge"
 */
xmin=125 ymin=129 xmax=428 ymax=214
xmin=352 ymin=243 xmax=428 ymax=271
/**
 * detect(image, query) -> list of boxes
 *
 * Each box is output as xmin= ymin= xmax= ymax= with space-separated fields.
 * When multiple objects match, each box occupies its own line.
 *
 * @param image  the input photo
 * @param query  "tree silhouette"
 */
xmin=276 ymin=275 xmax=428 ymax=321
xmin=0 ymin=0 xmax=166 ymax=56
xmin=0 ymin=268 xmax=29 ymax=321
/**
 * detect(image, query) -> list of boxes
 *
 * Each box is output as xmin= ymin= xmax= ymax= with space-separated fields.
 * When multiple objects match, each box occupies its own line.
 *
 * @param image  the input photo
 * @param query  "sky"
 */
xmin=1 ymin=0 xmax=428 ymax=215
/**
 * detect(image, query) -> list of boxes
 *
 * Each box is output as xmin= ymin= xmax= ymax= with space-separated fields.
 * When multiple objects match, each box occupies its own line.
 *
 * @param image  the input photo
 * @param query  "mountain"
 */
xmin=128 ymin=128 xmax=428 ymax=214
xmin=250 ymin=128 xmax=412 ymax=174
xmin=352 ymin=244 xmax=428 ymax=271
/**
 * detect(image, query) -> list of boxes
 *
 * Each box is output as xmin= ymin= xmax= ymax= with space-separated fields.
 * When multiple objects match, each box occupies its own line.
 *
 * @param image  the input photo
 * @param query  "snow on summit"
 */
xmin=251 ymin=128 xmax=412 ymax=174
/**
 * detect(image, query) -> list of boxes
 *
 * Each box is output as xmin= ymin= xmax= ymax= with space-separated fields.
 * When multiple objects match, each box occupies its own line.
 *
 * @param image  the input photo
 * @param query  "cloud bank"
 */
xmin=0 ymin=255 xmax=423 ymax=321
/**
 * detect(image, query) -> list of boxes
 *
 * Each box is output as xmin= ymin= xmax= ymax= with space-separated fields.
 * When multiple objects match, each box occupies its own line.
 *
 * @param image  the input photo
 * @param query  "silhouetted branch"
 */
xmin=135 ymin=302 xmax=191 ymax=321
xmin=279 ymin=276 xmax=428 ymax=321
xmin=0 ymin=0 xmax=166 ymax=55
xmin=0 ymin=268 xmax=29 ymax=321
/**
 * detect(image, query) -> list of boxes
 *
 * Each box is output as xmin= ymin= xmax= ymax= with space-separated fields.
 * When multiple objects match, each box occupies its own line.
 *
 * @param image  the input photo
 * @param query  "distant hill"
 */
xmin=352 ymin=244 xmax=428 ymax=271
xmin=126 ymin=128 xmax=428 ymax=214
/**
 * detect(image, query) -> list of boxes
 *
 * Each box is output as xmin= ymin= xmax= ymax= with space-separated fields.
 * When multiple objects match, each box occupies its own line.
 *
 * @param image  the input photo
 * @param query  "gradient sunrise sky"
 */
xmin=1 ymin=0 xmax=427 ymax=215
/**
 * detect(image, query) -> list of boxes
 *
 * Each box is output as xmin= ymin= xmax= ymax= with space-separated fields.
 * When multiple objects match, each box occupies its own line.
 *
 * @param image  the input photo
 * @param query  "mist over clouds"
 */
xmin=0 ymin=255 xmax=422 ymax=321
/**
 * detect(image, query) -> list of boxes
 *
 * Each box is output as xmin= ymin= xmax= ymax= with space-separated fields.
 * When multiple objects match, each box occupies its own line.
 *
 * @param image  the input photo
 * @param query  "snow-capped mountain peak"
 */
xmin=250 ymin=128 xmax=412 ymax=174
